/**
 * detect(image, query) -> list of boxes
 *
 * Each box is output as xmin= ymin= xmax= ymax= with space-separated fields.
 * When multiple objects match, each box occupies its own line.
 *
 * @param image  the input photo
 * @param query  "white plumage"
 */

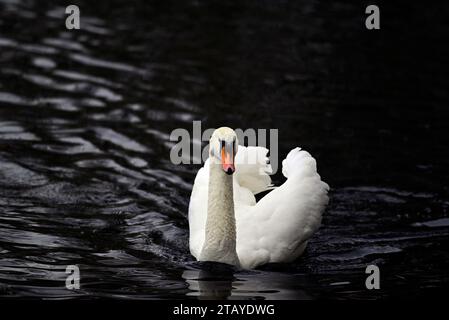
xmin=189 ymin=128 xmax=329 ymax=269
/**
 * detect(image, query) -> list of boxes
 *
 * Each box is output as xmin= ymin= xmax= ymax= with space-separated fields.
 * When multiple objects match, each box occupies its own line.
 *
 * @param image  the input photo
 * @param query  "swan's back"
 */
xmin=235 ymin=147 xmax=329 ymax=268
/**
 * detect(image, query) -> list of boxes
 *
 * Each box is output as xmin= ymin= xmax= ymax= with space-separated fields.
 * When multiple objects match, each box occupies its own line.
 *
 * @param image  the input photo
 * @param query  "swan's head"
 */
xmin=209 ymin=127 xmax=238 ymax=175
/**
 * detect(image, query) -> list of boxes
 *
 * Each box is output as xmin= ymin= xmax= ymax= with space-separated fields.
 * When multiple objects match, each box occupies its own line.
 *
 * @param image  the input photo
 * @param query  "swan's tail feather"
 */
xmin=235 ymin=146 xmax=273 ymax=194
xmin=282 ymin=147 xmax=325 ymax=184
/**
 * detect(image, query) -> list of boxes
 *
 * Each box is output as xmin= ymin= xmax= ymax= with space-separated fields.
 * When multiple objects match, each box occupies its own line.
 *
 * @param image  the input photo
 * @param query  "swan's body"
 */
xmin=189 ymin=127 xmax=329 ymax=269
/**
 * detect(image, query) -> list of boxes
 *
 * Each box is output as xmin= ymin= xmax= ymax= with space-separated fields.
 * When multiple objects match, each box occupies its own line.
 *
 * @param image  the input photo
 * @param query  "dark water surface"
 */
xmin=0 ymin=0 xmax=448 ymax=299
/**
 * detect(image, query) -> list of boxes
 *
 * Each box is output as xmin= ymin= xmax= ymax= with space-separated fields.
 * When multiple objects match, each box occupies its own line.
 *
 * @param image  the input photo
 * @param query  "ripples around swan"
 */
xmin=1 ymin=0 xmax=448 ymax=299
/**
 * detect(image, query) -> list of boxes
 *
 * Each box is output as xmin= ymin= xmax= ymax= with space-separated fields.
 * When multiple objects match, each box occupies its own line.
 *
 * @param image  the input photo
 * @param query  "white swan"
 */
xmin=188 ymin=127 xmax=329 ymax=269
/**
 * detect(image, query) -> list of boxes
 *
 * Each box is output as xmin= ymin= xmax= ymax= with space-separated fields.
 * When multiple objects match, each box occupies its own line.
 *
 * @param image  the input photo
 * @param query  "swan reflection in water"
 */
xmin=182 ymin=264 xmax=311 ymax=300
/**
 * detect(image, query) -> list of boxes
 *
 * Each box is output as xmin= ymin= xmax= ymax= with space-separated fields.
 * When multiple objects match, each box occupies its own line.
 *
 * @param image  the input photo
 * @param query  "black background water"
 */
xmin=0 ymin=0 xmax=448 ymax=299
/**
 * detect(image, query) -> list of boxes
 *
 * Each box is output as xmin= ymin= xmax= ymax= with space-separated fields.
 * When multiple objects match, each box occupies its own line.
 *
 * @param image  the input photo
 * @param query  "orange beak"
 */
xmin=221 ymin=145 xmax=235 ymax=175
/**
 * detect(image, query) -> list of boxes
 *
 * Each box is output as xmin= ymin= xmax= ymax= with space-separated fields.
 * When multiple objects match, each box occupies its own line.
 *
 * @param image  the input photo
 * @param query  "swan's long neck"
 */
xmin=200 ymin=159 xmax=240 ymax=266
